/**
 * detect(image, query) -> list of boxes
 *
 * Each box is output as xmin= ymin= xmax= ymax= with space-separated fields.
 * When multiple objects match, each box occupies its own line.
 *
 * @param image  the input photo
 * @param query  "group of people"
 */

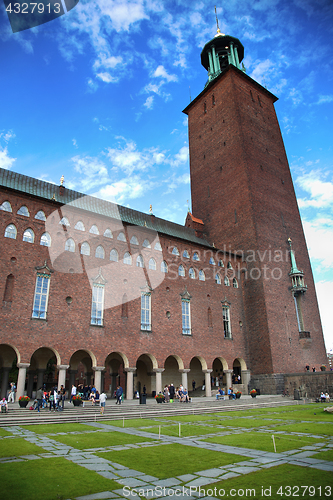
xmin=156 ymin=384 xmax=191 ymax=403
xmin=33 ymin=385 xmax=66 ymax=412
xmin=319 ymin=392 xmax=330 ymax=402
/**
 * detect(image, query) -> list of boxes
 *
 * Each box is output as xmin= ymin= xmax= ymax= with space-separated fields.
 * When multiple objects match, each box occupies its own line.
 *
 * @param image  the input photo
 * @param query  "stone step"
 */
xmin=0 ymin=396 xmax=299 ymax=427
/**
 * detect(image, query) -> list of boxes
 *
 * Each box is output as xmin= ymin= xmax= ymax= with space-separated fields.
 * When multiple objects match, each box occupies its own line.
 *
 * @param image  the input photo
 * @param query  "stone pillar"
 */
xmin=225 ymin=369 xmax=233 ymax=391
xmin=57 ymin=365 xmax=69 ymax=391
xmin=37 ymin=368 xmax=46 ymax=390
xmin=26 ymin=370 xmax=35 ymax=398
xmin=92 ymin=366 xmax=105 ymax=393
xmin=68 ymin=369 xmax=77 ymax=389
xmin=124 ymin=368 xmax=136 ymax=400
xmin=241 ymin=369 xmax=251 ymax=393
xmin=203 ymin=369 xmax=213 ymax=397
xmin=16 ymin=363 xmax=30 ymax=401
xmin=179 ymin=369 xmax=190 ymax=391
xmin=153 ymin=368 xmax=164 ymax=395
xmin=0 ymin=367 xmax=10 ymax=399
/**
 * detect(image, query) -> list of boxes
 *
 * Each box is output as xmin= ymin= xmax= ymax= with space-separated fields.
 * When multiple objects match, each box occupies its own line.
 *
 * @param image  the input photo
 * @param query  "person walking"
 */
xmin=8 ymin=382 xmax=16 ymax=403
xmin=100 ymin=391 xmax=107 ymax=414
xmin=116 ymin=386 xmax=123 ymax=405
xmin=70 ymin=384 xmax=77 ymax=403
xmin=36 ymin=387 xmax=43 ymax=413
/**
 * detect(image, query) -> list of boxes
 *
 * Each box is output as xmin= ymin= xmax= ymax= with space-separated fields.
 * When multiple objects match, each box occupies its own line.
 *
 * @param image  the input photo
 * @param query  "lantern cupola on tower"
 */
xmin=201 ymin=16 xmax=244 ymax=87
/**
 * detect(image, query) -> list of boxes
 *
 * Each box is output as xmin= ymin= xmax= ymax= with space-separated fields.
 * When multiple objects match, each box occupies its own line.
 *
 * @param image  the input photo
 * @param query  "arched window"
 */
xmin=123 ymin=252 xmax=132 ymax=265
xmin=161 ymin=261 xmax=168 ymax=273
xmin=154 ymin=241 xmax=162 ymax=251
xmin=218 ymin=259 xmax=224 ymax=267
xmin=95 ymin=245 xmax=105 ymax=259
xmin=35 ymin=210 xmax=46 ymax=221
xmin=189 ymin=267 xmax=195 ymax=279
xmin=149 ymin=258 xmax=156 ymax=270
xmin=178 ymin=264 xmax=185 ymax=277
xmin=4 ymin=224 xmax=17 ymax=239
xmin=74 ymin=221 xmax=85 ymax=231
xmin=209 ymin=257 xmax=215 ymax=265
xmin=89 ymin=224 xmax=99 ymax=235
xmin=110 ymin=249 xmax=119 ymax=262
xmin=104 ymin=228 xmax=113 ymax=238
xmin=227 ymin=261 xmax=233 ymax=269
xmin=142 ymin=239 xmax=151 ymax=248
xmin=130 ymin=235 xmax=139 ymax=245
xmin=172 ymin=246 xmax=179 ymax=256
xmin=224 ymin=276 xmax=230 ymax=286
xmin=215 ymin=273 xmax=221 ymax=285
xmin=59 ymin=216 xmax=70 ymax=226
xmin=3 ymin=274 xmax=14 ymax=302
xmin=136 ymin=255 xmax=144 ymax=268
xmin=0 ymin=201 xmax=12 ymax=212
xmin=17 ymin=205 xmax=29 ymax=217
xmin=233 ymin=278 xmax=238 ymax=288
xmin=40 ymin=232 xmax=51 ymax=247
xmin=117 ymin=232 xmax=126 ymax=242
xmin=183 ymin=249 xmax=190 ymax=258
xmin=193 ymin=252 xmax=199 ymax=261
xmin=199 ymin=270 xmax=205 ymax=281
xmin=81 ymin=242 xmax=90 ymax=256
xmin=65 ymin=238 xmax=75 ymax=252
xmin=23 ymin=228 xmax=34 ymax=243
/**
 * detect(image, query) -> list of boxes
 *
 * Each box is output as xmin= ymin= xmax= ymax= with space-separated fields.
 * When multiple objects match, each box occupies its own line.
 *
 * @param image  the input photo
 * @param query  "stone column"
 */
xmin=124 ymin=368 xmax=136 ymax=400
xmin=16 ymin=363 xmax=30 ymax=401
xmin=225 ymin=369 xmax=233 ymax=391
xmin=57 ymin=365 xmax=69 ymax=391
xmin=92 ymin=366 xmax=105 ymax=393
xmin=179 ymin=369 xmax=190 ymax=391
xmin=68 ymin=369 xmax=77 ymax=389
xmin=203 ymin=369 xmax=213 ymax=397
xmin=153 ymin=368 xmax=164 ymax=395
xmin=0 ymin=367 xmax=10 ymax=399
xmin=37 ymin=368 xmax=46 ymax=390
xmin=241 ymin=369 xmax=251 ymax=393
xmin=26 ymin=370 xmax=35 ymax=398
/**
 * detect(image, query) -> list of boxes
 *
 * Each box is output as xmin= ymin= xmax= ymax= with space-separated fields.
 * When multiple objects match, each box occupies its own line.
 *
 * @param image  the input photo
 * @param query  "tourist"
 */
xmin=99 ymin=391 xmax=107 ymax=414
xmin=70 ymin=384 xmax=77 ymax=403
xmin=36 ymin=387 xmax=43 ymax=413
xmin=116 ymin=386 xmax=123 ymax=405
xmin=164 ymin=385 xmax=170 ymax=403
xmin=8 ymin=382 xmax=16 ymax=403
xmin=1 ymin=398 xmax=8 ymax=413
xmin=169 ymin=384 xmax=175 ymax=400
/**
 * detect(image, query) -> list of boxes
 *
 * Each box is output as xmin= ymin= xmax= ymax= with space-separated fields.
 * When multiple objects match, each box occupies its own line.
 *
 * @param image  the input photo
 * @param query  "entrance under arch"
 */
xmin=104 ymin=352 xmax=126 ymax=397
xmin=189 ymin=356 xmax=206 ymax=391
xmin=212 ymin=357 xmax=228 ymax=388
xmin=163 ymin=355 xmax=183 ymax=389
xmin=28 ymin=347 xmax=58 ymax=396
xmin=233 ymin=358 xmax=247 ymax=384
xmin=0 ymin=344 xmax=18 ymax=399
xmin=68 ymin=350 xmax=94 ymax=391
xmin=136 ymin=354 xmax=156 ymax=396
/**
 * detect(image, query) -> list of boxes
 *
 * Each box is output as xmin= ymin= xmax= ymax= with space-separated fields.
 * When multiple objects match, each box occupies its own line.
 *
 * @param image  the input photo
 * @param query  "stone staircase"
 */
xmin=0 ymin=395 xmax=300 ymax=427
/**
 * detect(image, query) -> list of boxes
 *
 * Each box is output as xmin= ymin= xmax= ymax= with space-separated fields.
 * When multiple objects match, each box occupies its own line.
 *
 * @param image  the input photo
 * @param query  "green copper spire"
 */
xmin=288 ymin=238 xmax=301 ymax=274
xmin=201 ymin=12 xmax=245 ymax=87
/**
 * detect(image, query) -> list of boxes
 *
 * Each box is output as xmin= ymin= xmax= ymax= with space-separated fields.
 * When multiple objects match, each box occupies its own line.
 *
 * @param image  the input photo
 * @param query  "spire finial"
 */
xmin=60 ymin=175 xmax=64 ymax=186
xmin=215 ymin=5 xmax=220 ymax=34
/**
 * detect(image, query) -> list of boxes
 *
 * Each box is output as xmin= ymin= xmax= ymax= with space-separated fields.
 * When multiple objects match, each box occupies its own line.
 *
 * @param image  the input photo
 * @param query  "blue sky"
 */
xmin=1 ymin=0 xmax=333 ymax=352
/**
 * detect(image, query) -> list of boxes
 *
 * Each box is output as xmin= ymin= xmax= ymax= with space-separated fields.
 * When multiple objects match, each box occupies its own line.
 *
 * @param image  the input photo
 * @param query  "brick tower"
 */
xmin=183 ymin=28 xmax=327 ymax=391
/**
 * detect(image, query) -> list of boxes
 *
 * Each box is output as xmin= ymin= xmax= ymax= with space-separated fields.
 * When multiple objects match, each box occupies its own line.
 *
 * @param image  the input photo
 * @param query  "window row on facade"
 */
xmin=3 ymin=273 xmax=232 ymax=338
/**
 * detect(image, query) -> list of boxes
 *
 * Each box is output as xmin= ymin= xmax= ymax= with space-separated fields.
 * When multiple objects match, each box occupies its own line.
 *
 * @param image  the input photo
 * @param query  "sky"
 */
xmin=0 ymin=0 xmax=332 ymax=353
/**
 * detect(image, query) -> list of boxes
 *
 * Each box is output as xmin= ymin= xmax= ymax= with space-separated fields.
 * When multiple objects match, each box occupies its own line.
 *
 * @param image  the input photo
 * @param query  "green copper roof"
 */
xmin=0 ymin=167 xmax=212 ymax=248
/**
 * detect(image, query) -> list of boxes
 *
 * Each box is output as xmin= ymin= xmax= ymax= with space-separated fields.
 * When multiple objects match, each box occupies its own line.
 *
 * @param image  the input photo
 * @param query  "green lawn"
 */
xmin=204 ymin=432 xmax=326 ymax=453
xmin=21 ymin=423 xmax=96 ymax=434
xmin=269 ymin=422 xmax=333 ymax=435
xmin=50 ymin=430 xmax=153 ymax=449
xmin=312 ymin=449 xmax=333 ymax=461
xmin=0 ymin=428 xmax=13 ymax=437
xmin=147 ymin=423 xmax=221 ymax=437
xmin=201 ymin=464 xmax=333 ymax=500
xmin=0 ymin=437 xmax=44 ymax=458
xmin=0 ymin=457 xmax=119 ymax=500
xmin=103 ymin=418 xmax=164 ymax=428
xmin=97 ymin=443 xmax=247 ymax=478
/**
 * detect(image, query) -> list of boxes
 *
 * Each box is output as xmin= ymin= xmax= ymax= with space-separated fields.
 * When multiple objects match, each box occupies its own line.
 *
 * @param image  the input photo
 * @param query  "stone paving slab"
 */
xmin=219 ymin=472 xmax=241 ymax=480
xmin=228 ymin=466 xmax=261 ymax=474
xmin=185 ymin=477 xmax=220 ymax=487
xmin=19 ymin=454 xmax=41 ymax=460
xmin=177 ymin=474 xmax=197 ymax=482
xmin=82 ymin=464 xmax=116 ymax=472
xmin=151 ymin=479 xmax=182 ymax=487
xmin=117 ymin=478 xmax=150 ymax=488
xmin=309 ymin=463 xmax=333 ymax=471
xmin=136 ymin=475 xmax=160 ymax=482
xmin=97 ymin=471 xmax=118 ymax=480
xmin=116 ymin=469 xmax=146 ymax=478
xmin=0 ymin=457 xmax=25 ymax=463
xmin=76 ymin=492 xmax=120 ymax=500
xmin=196 ymin=468 xmax=224 ymax=478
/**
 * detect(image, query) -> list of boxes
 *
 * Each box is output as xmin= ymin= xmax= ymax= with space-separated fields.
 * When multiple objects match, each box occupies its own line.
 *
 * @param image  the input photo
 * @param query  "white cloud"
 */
xmin=106 ymin=139 xmax=166 ymax=175
xmin=316 ymin=95 xmax=333 ymax=105
xmin=144 ymin=96 xmax=154 ymax=109
xmin=153 ymin=65 xmax=177 ymax=82
xmin=1 ymin=130 xmax=16 ymax=142
xmin=169 ymin=146 xmax=189 ymax=167
xmin=302 ymin=218 xmax=333 ymax=270
xmin=0 ymin=147 xmax=16 ymax=170
xmin=96 ymin=72 xmax=118 ymax=83
xmin=96 ymin=176 xmax=156 ymax=204
xmin=72 ymin=139 xmax=78 ymax=149
xmin=297 ymin=171 xmax=333 ymax=209
xmin=71 ymin=155 xmax=109 ymax=190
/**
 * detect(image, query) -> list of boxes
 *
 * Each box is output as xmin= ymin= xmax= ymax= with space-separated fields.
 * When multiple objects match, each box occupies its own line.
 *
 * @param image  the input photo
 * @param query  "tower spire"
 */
xmin=215 ymin=5 xmax=220 ymax=34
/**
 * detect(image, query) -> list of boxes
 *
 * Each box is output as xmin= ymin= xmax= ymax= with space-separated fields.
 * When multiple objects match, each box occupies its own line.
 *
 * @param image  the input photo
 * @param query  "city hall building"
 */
xmin=0 ymin=28 xmax=328 ymax=401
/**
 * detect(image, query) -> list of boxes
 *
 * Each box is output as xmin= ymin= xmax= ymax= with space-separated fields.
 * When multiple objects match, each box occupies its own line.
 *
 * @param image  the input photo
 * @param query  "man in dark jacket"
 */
xmin=116 ymin=386 xmax=123 ymax=405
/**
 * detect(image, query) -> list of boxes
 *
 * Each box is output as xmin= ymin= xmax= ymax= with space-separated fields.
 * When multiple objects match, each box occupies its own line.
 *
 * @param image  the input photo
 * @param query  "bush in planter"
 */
xmin=250 ymin=389 xmax=257 ymax=398
xmin=72 ymin=395 xmax=82 ymax=406
xmin=155 ymin=393 xmax=165 ymax=403
xmin=19 ymin=395 xmax=30 ymax=407
xmin=235 ymin=391 xmax=241 ymax=399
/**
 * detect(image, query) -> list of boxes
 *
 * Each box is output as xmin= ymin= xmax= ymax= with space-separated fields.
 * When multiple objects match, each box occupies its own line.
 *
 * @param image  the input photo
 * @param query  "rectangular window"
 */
xmin=182 ymin=300 xmax=191 ymax=335
xmin=222 ymin=306 xmax=231 ymax=338
xmin=91 ymin=284 xmax=104 ymax=326
xmin=141 ymin=293 xmax=151 ymax=331
xmin=32 ymin=274 xmax=50 ymax=319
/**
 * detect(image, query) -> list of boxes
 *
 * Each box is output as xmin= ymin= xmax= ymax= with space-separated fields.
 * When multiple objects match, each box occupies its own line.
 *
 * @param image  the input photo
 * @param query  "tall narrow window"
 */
xmin=3 ymin=274 xmax=14 ymax=302
xmin=124 ymin=252 xmax=132 ymax=265
xmin=149 ymin=258 xmax=156 ymax=270
xmin=91 ymin=284 xmax=104 ymax=326
xmin=141 ymin=292 xmax=151 ymax=331
xmin=178 ymin=264 xmax=185 ymax=277
xmin=161 ymin=261 xmax=168 ymax=273
xmin=81 ymin=242 xmax=90 ymax=256
xmin=136 ymin=255 xmax=144 ymax=267
xmin=32 ymin=274 xmax=50 ymax=319
xmin=4 ymin=224 xmax=17 ymax=239
xmin=65 ymin=238 xmax=75 ymax=252
xmin=95 ymin=245 xmax=105 ymax=259
xmin=110 ymin=249 xmax=118 ymax=262
xmin=215 ymin=273 xmax=221 ymax=284
xmin=199 ymin=270 xmax=205 ymax=281
xmin=180 ymin=287 xmax=192 ymax=335
xmin=222 ymin=305 xmax=231 ymax=338
xmin=224 ymin=276 xmax=230 ymax=286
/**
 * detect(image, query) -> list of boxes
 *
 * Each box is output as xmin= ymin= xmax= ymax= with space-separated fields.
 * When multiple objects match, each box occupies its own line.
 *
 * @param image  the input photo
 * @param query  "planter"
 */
xmin=156 ymin=400 xmax=163 ymax=404
xmin=251 ymin=394 xmax=256 ymax=398
xmin=235 ymin=393 xmax=241 ymax=399
xmin=19 ymin=400 xmax=29 ymax=408
xmin=320 ymin=366 xmax=326 ymax=371
xmin=73 ymin=400 xmax=82 ymax=407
